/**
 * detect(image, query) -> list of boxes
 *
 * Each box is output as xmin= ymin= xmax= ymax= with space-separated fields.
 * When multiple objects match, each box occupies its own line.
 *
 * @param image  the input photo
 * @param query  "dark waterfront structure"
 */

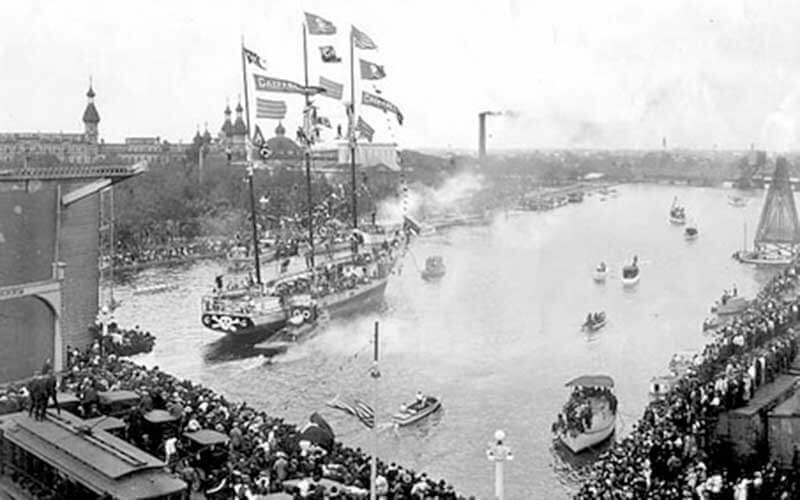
xmin=0 ymin=163 xmax=143 ymax=382
xmin=0 ymin=410 xmax=187 ymax=499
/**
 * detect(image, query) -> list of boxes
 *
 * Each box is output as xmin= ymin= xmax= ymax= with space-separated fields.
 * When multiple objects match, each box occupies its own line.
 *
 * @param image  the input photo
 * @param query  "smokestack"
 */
xmin=479 ymin=113 xmax=487 ymax=169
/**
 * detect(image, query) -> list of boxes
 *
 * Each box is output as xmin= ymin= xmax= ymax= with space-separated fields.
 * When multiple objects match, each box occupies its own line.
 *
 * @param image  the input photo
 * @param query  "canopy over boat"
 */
xmin=565 ymin=374 xmax=615 ymax=388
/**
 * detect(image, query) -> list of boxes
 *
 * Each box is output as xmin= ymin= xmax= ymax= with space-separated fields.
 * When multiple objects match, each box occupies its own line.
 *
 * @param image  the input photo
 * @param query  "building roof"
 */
xmin=0 ymin=411 xmax=185 ymax=499
xmin=232 ymin=116 xmax=248 ymax=136
xmin=221 ymin=118 xmax=234 ymax=137
xmin=82 ymin=102 xmax=100 ymax=124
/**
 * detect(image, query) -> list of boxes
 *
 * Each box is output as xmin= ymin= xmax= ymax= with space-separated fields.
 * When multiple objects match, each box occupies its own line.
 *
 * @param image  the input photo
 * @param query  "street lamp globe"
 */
xmin=494 ymin=430 xmax=505 ymax=442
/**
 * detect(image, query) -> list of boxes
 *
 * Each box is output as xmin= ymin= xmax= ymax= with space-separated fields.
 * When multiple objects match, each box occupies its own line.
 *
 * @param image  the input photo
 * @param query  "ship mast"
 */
xmin=241 ymin=36 xmax=262 ymax=284
xmin=349 ymin=25 xmax=359 ymax=232
xmin=302 ymin=22 xmax=317 ymax=273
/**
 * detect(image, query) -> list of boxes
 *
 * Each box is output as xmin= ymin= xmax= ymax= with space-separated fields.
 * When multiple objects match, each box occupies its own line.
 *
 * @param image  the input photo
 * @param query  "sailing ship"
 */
xmin=734 ymin=157 xmax=800 ymax=265
xmin=553 ymin=375 xmax=617 ymax=453
xmin=669 ymin=197 xmax=686 ymax=225
xmin=201 ymin=20 xmax=406 ymax=337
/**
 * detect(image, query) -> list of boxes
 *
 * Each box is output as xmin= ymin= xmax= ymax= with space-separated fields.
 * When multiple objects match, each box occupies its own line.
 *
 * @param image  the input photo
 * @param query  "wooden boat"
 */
xmin=392 ymin=396 xmax=442 ymax=427
xmin=685 ymin=224 xmax=698 ymax=241
xmin=421 ymin=256 xmax=446 ymax=280
xmin=729 ymin=196 xmax=748 ymax=207
xmin=133 ymin=283 xmax=179 ymax=295
xmin=711 ymin=296 xmax=750 ymax=316
xmin=555 ymin=375 xmax=617 ymax=453
xmin=621 ymin=257 xmax=640 ymax=287
xmin=733 ymin=250 xmax=794 ymax=266
xmin=669 ymin=197 xmax=686 ymax=225
xmin=592 ymin=263 xmax=608 ymax=282
xmin=582 ymin=313 xmax=607 ymax=331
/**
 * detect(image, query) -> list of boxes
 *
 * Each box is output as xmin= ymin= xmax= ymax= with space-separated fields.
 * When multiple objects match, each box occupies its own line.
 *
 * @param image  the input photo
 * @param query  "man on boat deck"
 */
xmin=416 ymin=391 xmax=424 ymax=405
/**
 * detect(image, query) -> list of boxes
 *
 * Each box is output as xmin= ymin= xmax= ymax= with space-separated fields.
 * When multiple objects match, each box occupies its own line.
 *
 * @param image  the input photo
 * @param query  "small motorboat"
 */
xmin=592 ymin=262 xmax=608 ymax=282
xmin=684 ymin=223 xmax=698 ymax=241
xmin=582 ymin=312 xmax=607 ymax=331
xmin=421 ymin=256 xmax=446 ymax=281
xmin=621 ymin=256 xmax=640 ymax=287
xmin=553 ymin=375 xmax=617 ymax=453
xmin=392 ymin=395 xmax=442 ymax=427
xmin=669 ymin=197 xmax=686 ymax=225
xmin=729 ymin=196 xmax=748 ymax=207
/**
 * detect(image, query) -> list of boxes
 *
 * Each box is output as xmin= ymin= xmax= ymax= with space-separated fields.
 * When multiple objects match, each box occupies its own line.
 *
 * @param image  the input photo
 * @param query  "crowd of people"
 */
xmin=108 ymin=239 xmax=230 ymax=270
xmin=575 ymin=262 xmax=800 ymax=499
xmin=60 ymin=344 xmax=469 ymax=499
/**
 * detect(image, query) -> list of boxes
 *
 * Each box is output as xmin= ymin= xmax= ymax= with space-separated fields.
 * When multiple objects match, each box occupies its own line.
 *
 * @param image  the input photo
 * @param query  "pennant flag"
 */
xmin=253 ymin=74 xmax=325 ymax=95
xmin=351 ymin=26 xmax=377 ymax=49
xmin=362 ymin=91 xmax=404 ymax=125
xmin=318 ymin=76 xmax=344 ymax=100
xmin=327 ymin=397 xmax=375 ymax=428
xmin=251 ymin=125 xmax=273 ymax=160
xmin=255 ymin=99 xmax=287 ymax=119
xmin=305 ymin=12 xmax=336 ymax=35
xmin=319 ymin=45 xmax=341 ymax=63
xmin=243 ymin=47 xmax=267 ymax=70
xmin=356 ymin=116 xmax=374 ymax=142
xmin=359 ymin=59 xmax=386 ymax=80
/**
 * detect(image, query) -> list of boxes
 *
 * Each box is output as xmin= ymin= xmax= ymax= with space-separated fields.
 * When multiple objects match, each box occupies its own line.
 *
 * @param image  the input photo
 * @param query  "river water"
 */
xmin=111 ymin=184 xmax=781 ymax=499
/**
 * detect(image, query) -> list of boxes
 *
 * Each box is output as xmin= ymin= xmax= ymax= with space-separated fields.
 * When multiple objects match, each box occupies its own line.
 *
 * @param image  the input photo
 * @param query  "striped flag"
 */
xmin=256 ymin=99 xmax=287 ymax=119
xmin=351 ymin=26 xmax=377 ymax=50
xmin=318 ymin=76 xmax=343 ymax=100
xmin=327 ymin=397 xmax=375 ymax=428
xmin=356 ymin=116 xmax=374 ymax=142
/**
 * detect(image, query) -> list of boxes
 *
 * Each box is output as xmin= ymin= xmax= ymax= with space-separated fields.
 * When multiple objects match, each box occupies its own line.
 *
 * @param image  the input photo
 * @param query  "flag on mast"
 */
xmin=253 ymin=74 xmax=325 ymax=95
xmin=318 ymin=76 xmax=344 ymax=100
xmin=351 ymin=26 xmax=377 ymax=49
xmin=359 ymin=59 xmax=386 ymax=80
xmin=356 ymin=116 xmax=375 ymax=142
xmin=243 ymin=47 xmax=268 ymax=70
xmin=255 ymin=98 xmax=287 ymax=119
xmin=305 ymin=12 xmax=337 ymax=35
xmin=319 ymin=45 xmax=341 ymax=63
xmin=327 ymin=397 xmax=375 ymax=428
xmin=362 ymin=91 xmax=403 ymax=125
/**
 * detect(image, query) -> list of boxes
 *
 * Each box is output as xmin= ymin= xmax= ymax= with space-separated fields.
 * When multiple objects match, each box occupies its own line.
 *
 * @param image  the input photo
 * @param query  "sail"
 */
xmin=754 ymin=157 xmax=800 ymax=245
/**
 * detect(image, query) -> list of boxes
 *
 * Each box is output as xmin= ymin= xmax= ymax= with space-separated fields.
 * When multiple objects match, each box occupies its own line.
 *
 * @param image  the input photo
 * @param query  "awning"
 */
xmin=565 ymin=375 xmax=614 ymax=388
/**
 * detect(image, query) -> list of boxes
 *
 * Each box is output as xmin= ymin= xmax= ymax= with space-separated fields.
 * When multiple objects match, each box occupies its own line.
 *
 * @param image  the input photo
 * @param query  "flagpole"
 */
xmin=349 ymin=26 xmax=359 ymax=231
xmin=302 ymin=22 xmax=317 ymax=274
xmin=241 ymin=35 xmax=262 ymax=285
xmin=370 ymin=320 xmax=380 ymax=500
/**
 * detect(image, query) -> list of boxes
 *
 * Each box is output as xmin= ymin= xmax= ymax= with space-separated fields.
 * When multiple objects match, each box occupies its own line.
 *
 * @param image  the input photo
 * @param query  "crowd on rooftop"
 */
xmin=575 ymin=262 xmax=800 ymax=499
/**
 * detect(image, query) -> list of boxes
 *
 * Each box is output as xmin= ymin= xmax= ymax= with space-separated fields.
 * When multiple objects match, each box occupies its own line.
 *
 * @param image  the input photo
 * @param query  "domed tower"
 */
xmin=232 ymin=98 xmax=248 ymax=139
xmin=82 ymin=80 xmax=100 ymax=144
xmin=220 ymin=101 xmax=234 ymax=142
xmin=202 ymin=122 xmax=212 ymax=145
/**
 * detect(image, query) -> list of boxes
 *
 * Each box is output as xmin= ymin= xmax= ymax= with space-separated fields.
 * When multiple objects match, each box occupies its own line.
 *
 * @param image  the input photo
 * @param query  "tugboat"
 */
xmin=621 ymin=256 xmax=640 ymax=287
xmin=582 ymin=312 xmax=607 ymax=331
xmin=669 ymin=197 xmax=687 ymax=225
xmin=685 ymin=222 xmax=699 ymax=241
xmin=592 ymin=262 xmax=608 ymax=282
xmin=421 ymin=256 xmax=446 ymax=281
xmin=553 ymin=375 xmax=617 ymax=453
xmin=392 ymin=391 xmax=442 ymax=427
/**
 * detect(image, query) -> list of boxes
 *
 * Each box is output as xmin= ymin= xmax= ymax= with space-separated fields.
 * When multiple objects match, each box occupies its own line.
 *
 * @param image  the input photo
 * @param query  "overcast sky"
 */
xmin=3 ymin=0 xmax=800 ymax=151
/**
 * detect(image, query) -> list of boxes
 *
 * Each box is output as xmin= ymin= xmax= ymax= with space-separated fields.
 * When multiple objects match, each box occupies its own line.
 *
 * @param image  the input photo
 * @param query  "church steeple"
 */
xmin=232 ymin=95 xmax=248 ymax=137
xmin=82 ymin=77 xmax=100 ymax=144
xmin=221 ymin=99 xmax=234 ymax=138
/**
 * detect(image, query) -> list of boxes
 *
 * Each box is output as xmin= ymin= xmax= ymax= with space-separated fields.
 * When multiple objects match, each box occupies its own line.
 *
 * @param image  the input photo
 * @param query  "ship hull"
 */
xmin=733 ymin=251 xmax=793 ymax=266
xmin=201 ymin=311 xmax=287 ymax=337
xmin=669 ymin=216 xmax=686 ymax=225
xmin=558 ymin=414 xmax=616 ymax=453
xmin=622 ymin=274 xmax=640 ymax=287
xmin=319 ymin=278 xmax=389 ymax=318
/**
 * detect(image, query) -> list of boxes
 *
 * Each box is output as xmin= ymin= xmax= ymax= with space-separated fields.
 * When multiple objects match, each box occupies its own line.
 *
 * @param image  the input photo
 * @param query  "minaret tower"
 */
xmin=82 ymin=77 xmax=100 ymax=144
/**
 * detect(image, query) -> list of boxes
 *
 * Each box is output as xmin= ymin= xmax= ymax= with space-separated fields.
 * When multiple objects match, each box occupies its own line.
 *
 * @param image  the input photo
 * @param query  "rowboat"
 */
xmin=621 ymin=257 xmax=640 ymax=287
xmin=421 ymin=256 xmax=446 ymax=281
xmin=392 ymin=396 xmax=442 ymax=427
xmin=592 ymin=263 xmax=608 ymax=282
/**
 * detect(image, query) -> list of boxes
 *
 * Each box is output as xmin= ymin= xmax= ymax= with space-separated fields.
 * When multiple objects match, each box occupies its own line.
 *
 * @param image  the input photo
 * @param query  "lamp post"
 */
xmin=486 ymin=430 xmax=513 ymax=500
xmin=96 ymin=305 xmax=111 ymax=357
